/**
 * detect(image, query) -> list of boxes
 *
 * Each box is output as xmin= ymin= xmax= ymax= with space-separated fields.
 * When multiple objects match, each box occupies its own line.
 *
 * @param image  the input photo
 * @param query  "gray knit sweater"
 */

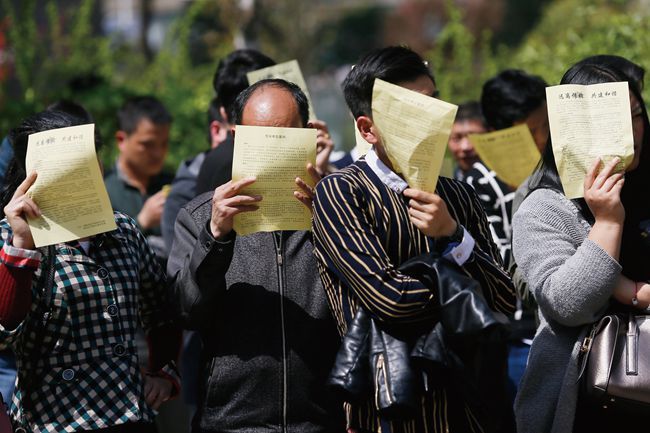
xmin=512 ymin=188 xmax=622 ymax=433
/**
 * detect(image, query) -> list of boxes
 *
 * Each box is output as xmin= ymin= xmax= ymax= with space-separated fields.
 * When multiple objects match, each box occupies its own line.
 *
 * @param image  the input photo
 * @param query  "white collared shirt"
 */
xmin=364 ymin=148 xmax=475 ymax=266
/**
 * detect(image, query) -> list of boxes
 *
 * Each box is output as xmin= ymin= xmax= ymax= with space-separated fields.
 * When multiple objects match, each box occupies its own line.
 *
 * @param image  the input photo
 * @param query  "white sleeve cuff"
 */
xmin=443 ymin=227 xmax=475 ymax=266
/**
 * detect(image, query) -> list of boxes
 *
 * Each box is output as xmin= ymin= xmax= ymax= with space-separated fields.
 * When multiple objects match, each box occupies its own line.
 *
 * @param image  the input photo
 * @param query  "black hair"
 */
xmin=574 ymin=55 xmax=645 ymax=91
xmin=455 ymin=101 xmax=486 ymax=126
xmin=231 ymin=78 xmax=309 ymax=128
xmin=46 ymin=100 xmax=95 ymax=123
xmin=528 ymin=60 xmax=650 ymax=280
xmin=342 ymin=46 xmax=436 ymax=119
xmin=117 ymin=95 xmax=172 ymax=134
xmin=1 ymin=109 xmax=102 ymax=216
xmin=212 ymin=49 xmax=276 ymax=120
xmin=480 ymin=69 xmax=547 ymax=130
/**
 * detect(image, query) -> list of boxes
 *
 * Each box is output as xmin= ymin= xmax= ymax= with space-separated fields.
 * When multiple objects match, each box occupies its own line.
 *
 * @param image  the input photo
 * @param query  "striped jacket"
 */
xmin=312 ymin=157 xmax=516 ymax=433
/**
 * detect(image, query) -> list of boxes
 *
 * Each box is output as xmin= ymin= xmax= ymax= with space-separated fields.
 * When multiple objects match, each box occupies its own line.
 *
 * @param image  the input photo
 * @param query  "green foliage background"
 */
xmin=1 ymin=0 xmax=648 ymax=168
xmin=430 ymin=0 xmax=650 ymax=104
xmin=0 ymin=0 xmax=232 ymax=170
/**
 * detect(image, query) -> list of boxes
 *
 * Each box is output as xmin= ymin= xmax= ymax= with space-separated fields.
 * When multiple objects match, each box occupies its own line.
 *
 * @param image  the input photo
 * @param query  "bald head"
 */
xmin=231 ymin=79 xmax=310 ymax=128
xmin=241 ymin=85 xmax=304 ymax=128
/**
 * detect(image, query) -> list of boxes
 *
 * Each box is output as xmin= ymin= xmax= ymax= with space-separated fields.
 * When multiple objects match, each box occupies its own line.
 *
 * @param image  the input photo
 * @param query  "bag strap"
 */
xmin=626 ymin=312 xmax=638 ymax=375
xmin=16 ymin=245 xmax=56 ymax=431
xmin=577 ymin=315 xmax=610 ymax=381
xmin=39 ymin=245 xmax=56 ymax=314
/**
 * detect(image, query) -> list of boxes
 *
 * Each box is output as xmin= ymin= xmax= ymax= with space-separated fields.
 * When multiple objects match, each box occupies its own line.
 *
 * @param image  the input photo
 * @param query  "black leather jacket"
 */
xmin=328 ymin=252 xmax=511 ymax=429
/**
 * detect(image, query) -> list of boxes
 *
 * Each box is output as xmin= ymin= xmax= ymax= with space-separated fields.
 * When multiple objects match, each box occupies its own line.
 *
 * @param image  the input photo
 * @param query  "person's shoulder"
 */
xmin=516 ymin=188 xmax=580 ymax=227
xmin=437 ymin=175 xmax=476 ymax=198
xmin=317 ymin=161 xmax=369 ymax=193
xmin=110 ymin=211 xmax=141 ymax=242
xmin=519 ymin=188 xmax=565 ymax=212
xmin=181 ymin=191 xmax=214 ymax=221
xmin=103 ymin=168 xmax=120 ymax=184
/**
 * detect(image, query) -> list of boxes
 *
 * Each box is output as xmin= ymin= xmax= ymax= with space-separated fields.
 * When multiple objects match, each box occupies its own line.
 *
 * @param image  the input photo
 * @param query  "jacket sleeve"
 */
xmin=312 ymin=175 xmax=436 ymax=323
xmin=441 ymin=180 xmax=517 ymax=315
xmin=512 ymin=200 xmax=620 ymax=327
xmin=0 ymin=222 xmax=41 ymax=348
xmin=166 ymin=205 xmax=235 ymax=331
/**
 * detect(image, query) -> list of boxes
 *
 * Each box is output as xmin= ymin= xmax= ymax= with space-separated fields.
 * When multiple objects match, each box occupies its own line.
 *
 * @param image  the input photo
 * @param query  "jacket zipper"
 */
xmin=273 ymin=232 xmax=288 ymax=433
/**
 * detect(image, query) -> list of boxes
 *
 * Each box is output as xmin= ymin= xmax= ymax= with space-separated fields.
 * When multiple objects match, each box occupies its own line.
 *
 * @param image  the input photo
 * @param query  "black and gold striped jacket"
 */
xmin=312 ymin=157 xmax=516 ymax=433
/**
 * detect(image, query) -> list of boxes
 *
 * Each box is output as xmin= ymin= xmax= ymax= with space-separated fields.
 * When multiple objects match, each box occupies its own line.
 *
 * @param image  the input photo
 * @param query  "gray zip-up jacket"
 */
xmin=167 ymin=192 xmax=343 ymax=433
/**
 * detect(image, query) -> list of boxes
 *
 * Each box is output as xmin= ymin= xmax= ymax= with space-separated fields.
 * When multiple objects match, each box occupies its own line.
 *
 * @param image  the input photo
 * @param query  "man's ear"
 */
xmin=115 ymin=130 xmax=127 ymax=151
xmin=356 ymin=116 xmax=379 ymax=145
xmin=210 ymin=121 xmax=229 ymax=149
xmin=219 ymin=106 xmax=230 ymax=124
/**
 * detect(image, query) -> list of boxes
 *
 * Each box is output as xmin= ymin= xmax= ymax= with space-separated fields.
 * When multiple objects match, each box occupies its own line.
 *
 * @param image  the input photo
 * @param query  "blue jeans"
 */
xmin=506 ymin=342 xmax=530 ymax=403
xmin=0 ymin=349 xmax=16 ymax=409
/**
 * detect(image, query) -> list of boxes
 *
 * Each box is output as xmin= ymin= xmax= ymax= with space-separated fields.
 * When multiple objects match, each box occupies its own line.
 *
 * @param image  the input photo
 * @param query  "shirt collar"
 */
xmin=365 ymin=148 xmax=408 ymax=194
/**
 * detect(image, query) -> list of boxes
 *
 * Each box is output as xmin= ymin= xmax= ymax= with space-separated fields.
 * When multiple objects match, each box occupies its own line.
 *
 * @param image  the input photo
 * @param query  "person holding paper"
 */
xmin=466 ymin=69 xmax=548 ymax=263
xmin=196 ymin=49 xmax=334 ymax=195
xmin=311 ymin=46 xmax=516 ymax=433
xmin=104 ymin=96 xmax=175 ymax=260
xmin=168 ymin=79 xmax=343 ymax=433
xmin=512 ymin=60 xmax=650 ymax=433
xmin=448 ymin=101 xmax=487 ymax=181
xmin=0 ymin=109 xmax=182 ymax=433
xmin=465 ymin=69 xmax=548 ymax=403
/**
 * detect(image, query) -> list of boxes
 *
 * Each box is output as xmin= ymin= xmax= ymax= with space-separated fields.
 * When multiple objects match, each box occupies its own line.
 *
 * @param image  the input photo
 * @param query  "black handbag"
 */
xmin=578 ymin=311 xmax=650 ymax=412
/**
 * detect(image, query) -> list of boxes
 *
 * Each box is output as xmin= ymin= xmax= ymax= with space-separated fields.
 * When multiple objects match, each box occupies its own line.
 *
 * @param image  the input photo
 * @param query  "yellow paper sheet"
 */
xmin=247 ymin=60 xmax=317 ymax=120
xmin=371 ymin=79 xmax=458 ymax=192
xmin=26 ymin=124 xmax=116 ymax=247
xmin=469 ymin=124 xmax=541 ymax=188
xmin=546 ymin=82 xmax=634 ymax=199
xmin=232 ymin=125 xmax=317 ymax=236
xmin=439 ymin=153 xmax=455 ymax=180
xmin=353 ymin=120 xmax=372 ymax=156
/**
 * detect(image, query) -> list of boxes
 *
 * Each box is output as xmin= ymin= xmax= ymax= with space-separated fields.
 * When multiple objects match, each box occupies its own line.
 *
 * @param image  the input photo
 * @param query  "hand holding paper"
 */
xmin=231 ymin=125 xmax=317 ymax=236
xmin=3 ymin=171 xmax=40 ymax=249
xmin=371 ymin=79 xmax=458 ymax=192
xmin=209 ymin=177 xmax=261 ymax=239
xmin=25 ymin=124 xmax=116 ymax=247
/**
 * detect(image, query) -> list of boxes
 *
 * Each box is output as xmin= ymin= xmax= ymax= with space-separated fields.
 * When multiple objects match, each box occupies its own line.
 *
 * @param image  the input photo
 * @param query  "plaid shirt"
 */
xmin=0 ymin=212 xmax=178 ymax=433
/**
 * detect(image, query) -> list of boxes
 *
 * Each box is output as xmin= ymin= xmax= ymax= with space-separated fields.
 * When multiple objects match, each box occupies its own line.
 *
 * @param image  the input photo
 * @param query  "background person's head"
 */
xmin=116 ymin=96 xmax=172 ymax=179
xmin=342 ymin=46 xmax=436 ymax=168
xmin=448 ymin=101 xmax=486 ymax=172
xmin=232 ymin=79 xmax=309 ymax=129
xmin=212 ymin=49 xmax=276 ymax=125
xmin=481 ymin=69 xmax=548 ymax=152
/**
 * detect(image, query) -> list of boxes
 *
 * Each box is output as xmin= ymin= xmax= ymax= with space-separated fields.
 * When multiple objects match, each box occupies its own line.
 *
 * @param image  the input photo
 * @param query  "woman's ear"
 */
xmin=356 ymin=116 xmax=380 ymax=145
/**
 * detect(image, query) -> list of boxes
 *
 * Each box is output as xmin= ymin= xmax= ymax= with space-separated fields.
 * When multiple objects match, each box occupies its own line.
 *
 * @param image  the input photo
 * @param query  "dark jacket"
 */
xmin=196 ymin=135 xmax=234 ymax=195
xmin=161 ymin=151 xmax=207 ymax=251
xmin=167 ymin=192 xmax=343 ymax=433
